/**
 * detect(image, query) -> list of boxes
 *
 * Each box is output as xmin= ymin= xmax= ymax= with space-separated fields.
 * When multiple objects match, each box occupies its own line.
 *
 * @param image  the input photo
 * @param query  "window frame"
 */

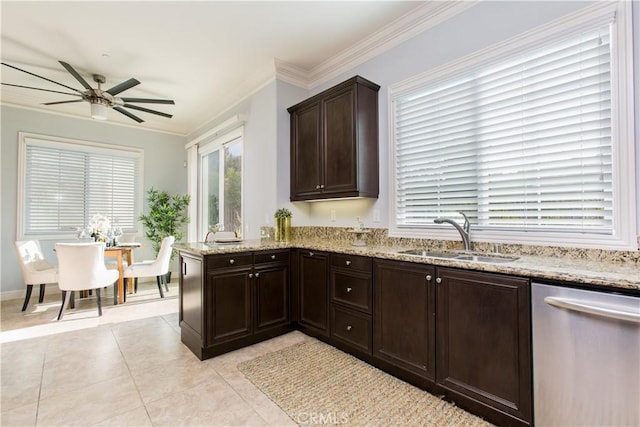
xmin=17 ymin=132 xmax=144 ymax=241
xmin=388 ymin=1 xmax=636 ymax=250
xmin=197 ymin=127 xmax=244 ymax=239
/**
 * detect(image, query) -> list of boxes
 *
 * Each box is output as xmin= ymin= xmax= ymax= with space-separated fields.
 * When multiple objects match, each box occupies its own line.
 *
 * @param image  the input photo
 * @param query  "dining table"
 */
xmin=105 ymin=242 xmax=141 ymax=304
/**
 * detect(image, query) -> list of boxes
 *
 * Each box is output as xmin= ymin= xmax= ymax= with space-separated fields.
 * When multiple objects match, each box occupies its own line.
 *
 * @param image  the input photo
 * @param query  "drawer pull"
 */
xmin=345 ymin=260 xmax=351 ymax=266
xmin=346 ymin=287 xmax=352 ymax=293
xmin=309 ymin=252 xmax=314 ymax=256
xmin=426 ymin=274 xmax=432 ymax=281
xmin=271 ymin=254 xmax=276 ymax=260
xmin=229 ymin=259 xmax=235 ymax=264
xmin=346 ymin=325 xmax=352 ymax=332
xmin=249 ymin=273 xmax=253 ymax=278
xmin=316 ymin=184 xmax=321 ymax=189
xmin=255 ymin=272 xmax=260 ymax=278
xmin=320 ymin=184 xmax=325 ymax=189
xmin=436 ymin=277 xmax=442 ymax=284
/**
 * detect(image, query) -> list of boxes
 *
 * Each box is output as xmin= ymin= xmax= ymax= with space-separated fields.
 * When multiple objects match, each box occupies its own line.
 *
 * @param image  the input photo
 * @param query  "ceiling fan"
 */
xmin=1 ymin=61 xmax=174 ymax=123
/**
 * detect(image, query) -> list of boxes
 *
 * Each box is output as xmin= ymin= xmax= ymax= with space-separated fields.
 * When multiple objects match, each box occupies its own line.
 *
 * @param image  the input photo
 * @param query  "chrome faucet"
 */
xmin=434 ymin=212 xmax=471 ymax=251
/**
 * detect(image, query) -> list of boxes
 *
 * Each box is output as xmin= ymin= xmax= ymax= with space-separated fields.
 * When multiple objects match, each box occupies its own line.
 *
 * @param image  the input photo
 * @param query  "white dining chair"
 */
xmin=55 ymin=242 xmax=119 ymax=320
xmin=123 ymin=235 xmax=174 ymax=299
xmin=14 ymin=240 xmax=58 ymax=311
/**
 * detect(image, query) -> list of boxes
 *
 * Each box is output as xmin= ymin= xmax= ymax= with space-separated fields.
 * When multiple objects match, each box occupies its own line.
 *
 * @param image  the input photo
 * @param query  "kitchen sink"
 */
xmin=454 ymin=254 xmax=518 ymax=263
xmin=396 ymin=249 xmax=459 ymax=258
xmin=397 ymin=249 xmax=518 ymax=263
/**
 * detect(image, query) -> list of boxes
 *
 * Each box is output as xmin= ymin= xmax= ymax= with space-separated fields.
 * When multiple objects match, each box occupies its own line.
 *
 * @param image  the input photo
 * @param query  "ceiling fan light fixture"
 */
xmin=90 ymin=100 xmax=108 ymax=120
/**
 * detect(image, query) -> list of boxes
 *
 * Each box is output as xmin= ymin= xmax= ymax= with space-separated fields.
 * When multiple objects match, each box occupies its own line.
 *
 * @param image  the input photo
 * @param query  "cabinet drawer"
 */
xmin=331 ymin=270 xmax=372 ymax=313
xmin=331 ymin=306 xmax=372 ymax=353
xmin=254 ymin=250 xmax=290 ymax=265
xmin=331 ymin=253 xmax=371 ymax=272
xmin=207 ymin=253 xmax=253 ymax=271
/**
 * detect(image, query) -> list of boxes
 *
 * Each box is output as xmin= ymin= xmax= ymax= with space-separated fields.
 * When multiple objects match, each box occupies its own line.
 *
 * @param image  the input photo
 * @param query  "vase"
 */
xmin=274 ymin=217 xmax=291 ymax=242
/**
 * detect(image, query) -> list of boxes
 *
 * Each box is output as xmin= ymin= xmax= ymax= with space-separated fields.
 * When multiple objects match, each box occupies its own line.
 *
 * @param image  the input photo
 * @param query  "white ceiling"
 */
xmin=1 ymin=1 xmax=426 ymax=135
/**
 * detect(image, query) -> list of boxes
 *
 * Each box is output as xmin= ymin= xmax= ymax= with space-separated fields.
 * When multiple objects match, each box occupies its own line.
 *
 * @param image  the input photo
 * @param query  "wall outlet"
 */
xmin=330 ymin=210 xmax=336 ymax=221
xmin=373 ymin=209 xmax=380 ymax=222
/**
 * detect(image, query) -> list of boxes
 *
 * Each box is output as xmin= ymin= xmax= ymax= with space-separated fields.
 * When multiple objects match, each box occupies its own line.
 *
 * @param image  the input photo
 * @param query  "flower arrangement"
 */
xmin=274 ymin=208 xmax=292 ymax=242
xmin=87 ymin=214 xmax=111 ymax=242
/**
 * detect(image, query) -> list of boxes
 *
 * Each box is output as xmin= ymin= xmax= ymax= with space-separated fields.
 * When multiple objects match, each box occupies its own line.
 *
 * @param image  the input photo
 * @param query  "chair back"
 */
xmin=155 ymin=236 xmax=175 ymax=275
xmin=15 ymin=239 xmax=55 ymax=276
xmin=55 ymin=242 xmax=113 ymax=291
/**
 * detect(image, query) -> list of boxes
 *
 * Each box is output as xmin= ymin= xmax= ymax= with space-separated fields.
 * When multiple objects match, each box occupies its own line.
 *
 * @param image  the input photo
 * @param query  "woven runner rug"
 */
xmin=238 ymin=339 xmax=493 ymax=426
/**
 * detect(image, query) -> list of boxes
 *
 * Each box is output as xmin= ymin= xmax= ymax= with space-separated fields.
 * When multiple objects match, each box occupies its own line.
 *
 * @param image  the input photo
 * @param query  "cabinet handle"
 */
xmin=346 ymin=287 xmax=352 ymax=293
xmin=183 ymin=263 xmax=187 ymax=276
xmin=249 ymin=273 xmax=253 ymax=278
xmin=309 ymin=252 xmax=314 ymax=256
xmin=346 ymin=325 xmax=352 ymax=332
xmin=229 ymin=259 xmax=235 ymax=264
xmin=316 ymin=184 xmax=321 ymax=189
xmin=255 ymin=272 xmax=260 ymax=278
xmin=345 ymin=260 xmax=351 ymax=266
xmin=320 ymin=184 xmax=325 ymax=189
xmin=426 ymin=275 xmax=432 ymax=281
xmin=436 ymin=277 xmax=442 ymax=284
xmin=271 ymin=254 xmax=276 ymax=260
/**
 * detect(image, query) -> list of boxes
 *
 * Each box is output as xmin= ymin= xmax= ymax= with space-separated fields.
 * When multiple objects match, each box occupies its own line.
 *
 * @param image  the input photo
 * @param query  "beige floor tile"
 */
xmin=36 ymin=375 xmax=144 ymax=426
xmin=0 ymin=401 xmax=38 ymax=427
xmin=40 ymin=348 xmax=129 ymax=400
xmin=145 ymin=377 xmax=267 ymax=426
xmin=131 ymin=353 xmax=221 ymax=404
xmin=90 ymin=405 xmax=153 ymax=426
xmin=117 ymin=333 xmax=195 ymax=374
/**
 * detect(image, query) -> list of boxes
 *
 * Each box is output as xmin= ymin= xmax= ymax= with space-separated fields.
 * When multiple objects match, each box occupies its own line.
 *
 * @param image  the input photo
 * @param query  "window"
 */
xmin=389 ymin=2 xmax=635 ymax=249
xmin=18 ymin=133 xmax=143 ymax=239
xmin=199 ymin=130 xmax=243 ymax=237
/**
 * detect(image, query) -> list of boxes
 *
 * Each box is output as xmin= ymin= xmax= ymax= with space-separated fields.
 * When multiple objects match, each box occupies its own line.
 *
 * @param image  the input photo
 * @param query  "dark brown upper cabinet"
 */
xmin=288 ymin=76 xmax=380 ymax=201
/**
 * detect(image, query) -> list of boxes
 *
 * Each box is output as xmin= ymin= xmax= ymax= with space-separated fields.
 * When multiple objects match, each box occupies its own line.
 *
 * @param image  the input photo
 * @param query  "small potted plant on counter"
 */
xmin=274 ymin=208 xmax=292 ymax=242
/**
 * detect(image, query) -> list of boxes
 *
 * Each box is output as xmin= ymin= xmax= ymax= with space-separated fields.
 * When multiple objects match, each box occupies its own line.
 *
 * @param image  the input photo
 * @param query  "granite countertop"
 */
xmin=174 ymin=239 xmax=640 ymax=292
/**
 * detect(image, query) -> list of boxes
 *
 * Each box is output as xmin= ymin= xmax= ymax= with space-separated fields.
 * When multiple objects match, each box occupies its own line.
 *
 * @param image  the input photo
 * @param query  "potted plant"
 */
xmin=139 ymin=188 xmax=190 ymax=265
xmin=274 ymin=208 xmax=292 ymax=242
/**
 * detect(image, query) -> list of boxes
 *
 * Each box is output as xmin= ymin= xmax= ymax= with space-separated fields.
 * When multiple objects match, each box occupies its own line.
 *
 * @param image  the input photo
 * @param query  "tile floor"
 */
xmin=1 ymin=281 xmax=307 ymax=426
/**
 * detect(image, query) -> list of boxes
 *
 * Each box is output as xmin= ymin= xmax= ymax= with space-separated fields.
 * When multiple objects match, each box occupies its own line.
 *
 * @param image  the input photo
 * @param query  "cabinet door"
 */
xmin=298 ymin=250 xmax=329 ymax=335
xmin=373 ymin=260 xmax=435 ymax=380
xmin=436 ymin=268 xmax=531 ymax=423
xmin=180 ymin=254 xmax=203 ymax=336
xmin=254 ymin=264 xmax=289 ymax=331
xmin=206 ymin=269 xmax=252 ymax=345
xmin=290 ymin=102 xmax=322 ymax=199
xmin=323 ymin=87 xmax=356 ymax=194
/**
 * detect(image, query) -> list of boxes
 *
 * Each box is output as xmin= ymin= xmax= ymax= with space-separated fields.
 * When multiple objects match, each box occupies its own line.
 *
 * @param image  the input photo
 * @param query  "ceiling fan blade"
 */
xmin=123 ymin=104 xmax=173 ymax=119
xmin=2 ymin=62 xmax=83 ymax=93
xmin=106 ymin=78 xmax=140 ymax=96
xmin=119 ymin=97 xmax=175 ymax=105
xmin=43 ymin=99 xmax=85 ymax=106
xmin=1 ymin=82 xmax=81 ymax=97
xmin=58 ymin=61 xmax=93 ymax=91
xmin=114 ymin=106 xmax=144 ymax=123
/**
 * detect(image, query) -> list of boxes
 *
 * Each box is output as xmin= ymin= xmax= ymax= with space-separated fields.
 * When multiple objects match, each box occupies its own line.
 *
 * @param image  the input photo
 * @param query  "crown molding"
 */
xmin=275 ymin=0 xmax=479 ymax=89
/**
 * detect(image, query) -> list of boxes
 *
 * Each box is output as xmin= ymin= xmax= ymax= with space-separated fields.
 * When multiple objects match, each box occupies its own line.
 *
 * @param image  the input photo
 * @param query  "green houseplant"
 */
xmin=139 ymin=188 xmax=190 ymax=259
xmin=274 ymin=208 xmax=292 ymax=242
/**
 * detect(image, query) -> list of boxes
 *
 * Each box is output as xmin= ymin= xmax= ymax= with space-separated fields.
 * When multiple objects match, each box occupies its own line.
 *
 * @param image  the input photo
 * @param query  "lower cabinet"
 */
xmin=179 ymin=249 xmax=291 ymax=360
xmin=329 ymin=253 xmax=372 ymax=355
xmin=298 ymin=250 xmax=330 ymax=336
xmin=373 ymin=260 xmax=436 ymax=382
xmin=436 ymin=267 xmax=532 ymax=426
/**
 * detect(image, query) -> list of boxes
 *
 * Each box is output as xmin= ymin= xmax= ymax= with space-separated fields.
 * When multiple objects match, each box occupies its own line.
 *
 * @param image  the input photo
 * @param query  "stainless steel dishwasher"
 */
xmin=532 ymin=282 xmax=640 ymax=426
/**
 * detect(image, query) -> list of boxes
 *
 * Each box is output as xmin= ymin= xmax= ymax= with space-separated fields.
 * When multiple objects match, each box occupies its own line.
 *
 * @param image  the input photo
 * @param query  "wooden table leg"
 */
xmin=116 ymin=251 xmax=125 ymax=304
xmin=126 ymin=248 xmax=134 ymax=293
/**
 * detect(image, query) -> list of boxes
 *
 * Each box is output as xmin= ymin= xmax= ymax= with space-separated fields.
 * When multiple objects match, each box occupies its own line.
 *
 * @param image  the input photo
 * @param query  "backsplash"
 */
xmin=261 ymin=226 xmax=640 ymax=265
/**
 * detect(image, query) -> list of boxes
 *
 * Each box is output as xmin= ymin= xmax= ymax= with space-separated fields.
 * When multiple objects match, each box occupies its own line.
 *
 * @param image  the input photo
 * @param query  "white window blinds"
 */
xmin=393 ymin=23 xmax=613 ymax=234
xmin=23 ymin=137 xmax=141 ymax=236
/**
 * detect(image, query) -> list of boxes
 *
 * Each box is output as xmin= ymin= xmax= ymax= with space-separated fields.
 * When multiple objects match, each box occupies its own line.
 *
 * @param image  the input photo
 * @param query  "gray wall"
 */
xmin=1 ymin=105 xmax=186 ymax=297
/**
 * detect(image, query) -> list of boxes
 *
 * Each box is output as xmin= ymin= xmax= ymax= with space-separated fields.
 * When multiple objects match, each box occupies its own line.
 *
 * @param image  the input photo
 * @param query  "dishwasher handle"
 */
xmin=544 ymin=296 xmax=640 ymax=323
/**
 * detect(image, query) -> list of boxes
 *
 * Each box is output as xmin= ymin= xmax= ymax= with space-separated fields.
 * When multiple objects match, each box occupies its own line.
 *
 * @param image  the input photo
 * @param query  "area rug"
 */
xmin=238 ymin=339 xmax=493 ymax=426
